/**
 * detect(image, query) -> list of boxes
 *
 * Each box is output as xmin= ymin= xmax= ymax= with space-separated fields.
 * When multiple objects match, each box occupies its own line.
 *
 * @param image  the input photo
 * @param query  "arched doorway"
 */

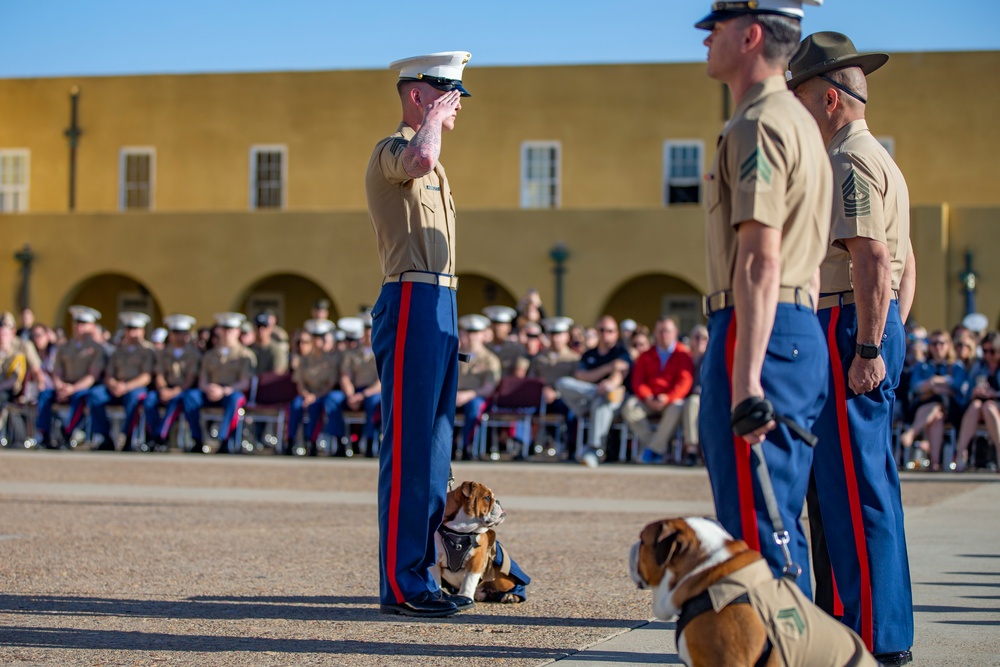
xmin=58 ymin=273 xmax=162 ymax=335
xmin=601 ymin=273 xmax=703 ymax=336
xmin=455 ymin=273 xmax=517 ymax=318
xmin=238 ymin=273 xmax=335 ymax=331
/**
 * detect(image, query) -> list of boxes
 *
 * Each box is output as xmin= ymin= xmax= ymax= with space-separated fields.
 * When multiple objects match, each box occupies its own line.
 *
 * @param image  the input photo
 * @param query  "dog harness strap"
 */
xmin=753 ymin=637 xmax=773 ymax=667
xmin=437 ymin=527 xmax=477 ymax=572
xmin=675 ymin=591 xmax=752 ymax=649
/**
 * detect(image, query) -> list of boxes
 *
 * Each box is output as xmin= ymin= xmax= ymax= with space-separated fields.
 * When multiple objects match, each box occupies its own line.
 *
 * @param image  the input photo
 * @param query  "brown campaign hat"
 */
xmin=786 ymin=31 xmax=888 ymax=90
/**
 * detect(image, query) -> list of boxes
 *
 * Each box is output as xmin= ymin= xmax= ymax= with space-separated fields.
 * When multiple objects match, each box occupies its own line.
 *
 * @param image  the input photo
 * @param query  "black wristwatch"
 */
xmin=856 ymin=343 xmax=882 ymax=359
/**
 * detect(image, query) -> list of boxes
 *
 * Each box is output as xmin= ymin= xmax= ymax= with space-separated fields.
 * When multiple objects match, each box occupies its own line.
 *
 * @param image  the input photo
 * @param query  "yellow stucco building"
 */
xmin=1 ymin=51 xmax=998 ymax=334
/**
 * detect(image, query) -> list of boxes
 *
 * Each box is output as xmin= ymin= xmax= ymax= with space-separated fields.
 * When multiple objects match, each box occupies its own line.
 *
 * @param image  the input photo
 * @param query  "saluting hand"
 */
xmin=422 ymin=89 xmax=462 ymax=124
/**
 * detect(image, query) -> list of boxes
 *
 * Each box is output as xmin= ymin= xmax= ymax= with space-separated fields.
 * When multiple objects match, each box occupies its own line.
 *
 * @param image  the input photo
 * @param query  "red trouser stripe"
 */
xmin=310 ymin=406 xmax=325 ymax=442
xmin=128 ymin=393 xmax=146 ymax=435
xmin=827 ymin=306 xmax=873 ymax=649
xmin=387 ymin=282 xmax=412 ymax=604
xmin=66 ymin=402 xmax=85 ymax=435
xmin=160 ymin=403 xmax=179 ymax=441
xmin=724 ymin=313 xmax=760 ymax=551
xmin=227 ymin=396 xmax=246 ymax=437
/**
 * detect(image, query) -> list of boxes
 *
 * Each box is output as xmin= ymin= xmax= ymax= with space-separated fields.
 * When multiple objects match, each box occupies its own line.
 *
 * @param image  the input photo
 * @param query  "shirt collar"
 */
xmin=827 ymin=119 xmax=869 ymax=151
xmin=732 ymin=75 xmax=789 ymax=120
xmin=397 ymin=123 xmax=416 ymax=140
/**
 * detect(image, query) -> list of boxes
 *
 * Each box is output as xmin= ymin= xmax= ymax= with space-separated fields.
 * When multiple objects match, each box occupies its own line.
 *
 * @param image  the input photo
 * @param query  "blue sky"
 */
xmin=1 ymin=1 xmax=997 ymax=78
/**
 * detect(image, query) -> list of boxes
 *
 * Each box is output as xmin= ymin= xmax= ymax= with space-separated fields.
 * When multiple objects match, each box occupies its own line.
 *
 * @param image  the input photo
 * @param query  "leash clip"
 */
xmin=773 ymin=530 xmax=802 ymax=580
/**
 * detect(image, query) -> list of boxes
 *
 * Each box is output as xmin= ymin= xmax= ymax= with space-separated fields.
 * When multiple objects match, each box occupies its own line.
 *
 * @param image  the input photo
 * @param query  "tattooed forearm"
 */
xmin=402 ymin=120 xmax=442 ymax=178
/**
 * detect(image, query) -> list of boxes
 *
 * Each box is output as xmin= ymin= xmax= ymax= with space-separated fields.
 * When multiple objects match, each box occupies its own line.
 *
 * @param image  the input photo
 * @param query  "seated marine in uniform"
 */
xmin=88 ymin=311 xmax=157 ymax=451
xmin=286 ymin=318 xmax=342 ymax=456
xmin=337 ymin=314 xmax=382 ymax=456
xmin=144 ymin=314 xmax=202 ymax=449
xmin=251 ymin=311 xmax=289 ymax=375
xmin=181 ymin=312 xmax=257 ymax=453
xmin=36 ymin=305 xmax=107 ymax=448
xmin=483 ymin=305 xmax=527 ymax=377
xmin=455 ymin=314 xmax=502 ymax=460
xmin=529 ymin=316 xmax=581 ymax=454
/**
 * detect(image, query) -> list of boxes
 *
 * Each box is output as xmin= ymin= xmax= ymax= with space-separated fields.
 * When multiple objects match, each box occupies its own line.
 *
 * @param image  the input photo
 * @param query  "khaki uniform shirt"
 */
xmin=252 ymin=339 xmax=290 ymax=375
xmin=458 ymin=347 xmax=502 ymax=394
xmin=293 ymin=351 xmax=340 ymax=394
xmin=491 ymin=340 xmax=528 ymax=376
xmin=704 ymin=559 xmax=876 ymax=666
xmin=200 ymin=345 xmax=256 ymax=387
xmin=155 ymin=344 xmax=202 ymax=389
xmin=107 ymin=341 xmax=156 ymax=382
xmin=53 ymin=338 xmax=106 ymax=384
xmin=341 ymin=346 xmax=379 ymax=388
xmin=820 ymin=119 xmax=911 ymax=293
xmin=705 ymin=76 xmax=832 ymax=294
xmin=365 ymin=123 xmax=457 ymax=276
xmin=529 ymin=348 xmax=581 ymax=387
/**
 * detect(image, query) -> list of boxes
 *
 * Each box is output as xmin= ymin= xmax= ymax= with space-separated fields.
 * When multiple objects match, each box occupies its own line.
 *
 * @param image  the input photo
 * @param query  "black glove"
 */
xmin=731 ymin=396 xmax=775 ymax=438
xmin=731 ymin=395 xmax=819 ymax=447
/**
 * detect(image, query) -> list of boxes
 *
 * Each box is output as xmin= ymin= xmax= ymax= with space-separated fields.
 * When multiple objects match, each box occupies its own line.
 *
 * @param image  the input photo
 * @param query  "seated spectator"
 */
xmin=88 ymin=312 xmax=156 ymax=451
xmin=286 ymin=319 xmax=341 ymax=457
xmin=953 ymin=330 xmax=1000 ymax=471
xmin=251 ymin=311 xmax=289 ymax=375
xmin=181 ymin=313 xmax=256 ymax=454
xmin=568 ymin=325 xmax=588 ymax=354
xmin=337 ymin=314 xmax=381 ymax=456
xmin=681 ymin=324 xmax=709 ymax=466
xmin=954 ymin=329 xmax=979 ymax=374
xmin=456 ymin=314 xmax=501 ymax=460
xmin=530 ymin=317 xmax=581 ymax=455
xmin=899 ymin=330 xmax=966 ymax=470
xmin=515 ymin=288 xmax=545 ymax=328
xmin=22 ymin=323 xmax=56 ymax=404
xmin=17 ymin=307 xmax=34 ymax=341
xmin=288 ymin=329 xmax=310 ymax=373
xmin=144 ymin=314 xmax=201 ymax=449
xmin=36 ymin=306 xmax=106 ymax=449
xmin=629 ymin=326 xmax=651 ymax=360
xmin=621 ymin=317 xmax=694 ymax=464
xmin=556 ymin=315 xmax=632 ymax=468
xmin=150 ymin=327 xmax=168 ymax=351
xmin=0 ymin=311 xmax=41 ymax=443
xmin=619 ymin=318 xmax=638 ymax=350
xmin=483 ymin=305 xmax=526 ymax=377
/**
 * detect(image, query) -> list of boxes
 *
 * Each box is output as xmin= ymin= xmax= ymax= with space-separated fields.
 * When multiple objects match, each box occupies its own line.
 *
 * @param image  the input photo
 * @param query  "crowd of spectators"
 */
xmin=3 ymin=295 xmax=997 ymax=472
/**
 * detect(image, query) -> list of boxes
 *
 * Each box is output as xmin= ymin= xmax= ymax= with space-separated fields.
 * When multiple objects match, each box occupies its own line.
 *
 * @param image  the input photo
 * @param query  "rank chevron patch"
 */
xmin=739 ymin=147 xmax=773 ymax=186
xmin=842 ymin=169 xmax=872 ymax=217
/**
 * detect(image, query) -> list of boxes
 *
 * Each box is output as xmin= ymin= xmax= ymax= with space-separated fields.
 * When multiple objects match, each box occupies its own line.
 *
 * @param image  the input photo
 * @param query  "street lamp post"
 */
xmin=14 ymin=244 xmax=34 ymax=311
xmin=549 ymin=242 xmax=569 ymax=317
xmin=64 ymin=86 xmax=83 ymax=212
xmin=960 ymin=250 xmax=977 ymax=317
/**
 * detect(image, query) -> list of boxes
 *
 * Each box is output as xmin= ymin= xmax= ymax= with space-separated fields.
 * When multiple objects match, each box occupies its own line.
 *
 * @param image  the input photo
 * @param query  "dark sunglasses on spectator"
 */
xmin=984 ymin=347 xmax=998 ymax=356
xmin=929 ymin=339 xmax=948 ymax=346
xmin=598 ymin=328 xmax=616 ymax=333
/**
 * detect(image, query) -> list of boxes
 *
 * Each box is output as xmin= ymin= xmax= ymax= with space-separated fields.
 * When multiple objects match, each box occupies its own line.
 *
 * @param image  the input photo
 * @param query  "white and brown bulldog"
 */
xmin=629 ymin=517 xmax=877 ymax=667
xmin=431 ymin=481 xmax=524 ymax=604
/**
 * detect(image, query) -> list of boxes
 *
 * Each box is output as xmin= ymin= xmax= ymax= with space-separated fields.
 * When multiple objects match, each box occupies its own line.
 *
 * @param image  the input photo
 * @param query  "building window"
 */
xmin=664 ymin=141 xmax=703 ymax=205
xmin=250 ymin=145 xmax=287 ymax=210
xmin=521 ymin=141 xmax=560 ymax=209
xmin=120 ymin=148 xmax=155 ymax=210
xmin=0 ymin=149 xmax=29 ymax=213
xmin=877 ymin=136 xmax=896 ymax=158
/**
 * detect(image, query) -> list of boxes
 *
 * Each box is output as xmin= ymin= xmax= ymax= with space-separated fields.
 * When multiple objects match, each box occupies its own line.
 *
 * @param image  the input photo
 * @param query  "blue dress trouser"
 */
xmin=88 ymin=385 xmax=147 ymax=444
xmin=811 ymin=300 xmax=913 ymax=654
xmin=36 ymin=388 xmax=92 ymax=442
xmin=143 ymin=390 xmax=187 ymax=442
xmin=353 ymin=388 xmax=382 ymax=442
xmin=288 ymin=390 xmax=345 ymax=443
xmin=371 ymin=281 xmax=458 ymax=606
xmin=460 ymin=396 xmax=488 ymax=456
xmin=699 ymin=303 xmax=828 ymax=599
xmin=181 ymin=388 xmax=246 ymax=444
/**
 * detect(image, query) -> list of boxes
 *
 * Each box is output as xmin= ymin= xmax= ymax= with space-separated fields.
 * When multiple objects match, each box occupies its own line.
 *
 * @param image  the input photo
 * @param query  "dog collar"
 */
xmin=438 ymin=526 xmax=478 ymax=572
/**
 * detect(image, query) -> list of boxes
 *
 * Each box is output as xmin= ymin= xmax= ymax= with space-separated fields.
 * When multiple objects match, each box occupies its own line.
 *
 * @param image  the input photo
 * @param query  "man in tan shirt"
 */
xmin=694 ymin=0 xmax=831 ymax=601
xmin=788 ymin=32 xmax=914 ymax=665
xmin=337 ymin=313 xmax=381 ymax=457
xmin=365 ymin=51 xmax=472 ymax=618
xmin=88 ymin=311 xmax=156 ymax=451
xmin=455 ymin=313 xmax=501 ymax=460
xmin=145 ymin=314 xmax=202 ymax=449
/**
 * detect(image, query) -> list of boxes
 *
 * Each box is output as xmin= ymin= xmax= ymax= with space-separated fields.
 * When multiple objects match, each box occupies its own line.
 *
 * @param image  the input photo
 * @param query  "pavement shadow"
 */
xmin=0 ymin=594 xmax=638 ymax=629
xmin=0 ymin=626 xmax=570 ymax=659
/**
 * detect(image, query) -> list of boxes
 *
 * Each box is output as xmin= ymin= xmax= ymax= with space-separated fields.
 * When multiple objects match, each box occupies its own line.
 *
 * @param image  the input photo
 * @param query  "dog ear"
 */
xmin=460 ymin=481 xmax=474 ymax=498
xmin=654 ymin=522 xmax=689 ymax=567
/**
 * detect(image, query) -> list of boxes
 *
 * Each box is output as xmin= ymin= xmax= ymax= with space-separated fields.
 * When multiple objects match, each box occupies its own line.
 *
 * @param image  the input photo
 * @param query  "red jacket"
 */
xmin=630 ymin=343 xmax=694 ymax=403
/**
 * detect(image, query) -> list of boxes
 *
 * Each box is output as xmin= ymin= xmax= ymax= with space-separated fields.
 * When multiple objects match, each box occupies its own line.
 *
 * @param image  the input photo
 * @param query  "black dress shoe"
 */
xmin=442 ymin=593 xmax=474 ymax=610
xmin=379 ymin=591 xmax=459 ymax=618
xmin=874 ymin=650 xmax=913 ymax=666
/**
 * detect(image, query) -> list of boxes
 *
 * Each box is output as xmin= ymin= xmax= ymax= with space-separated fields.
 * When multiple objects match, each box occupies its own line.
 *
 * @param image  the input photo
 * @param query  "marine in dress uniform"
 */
xmin=365 ymin=51 xmax=471 ymax=617
xmin=251 ymin=312 xmax=290 ymax=375
xmin=287 ymin=319 xmax=342 ymax=457
xmin=455 ymin=314 xmax=502 ymax=459
xmin=36 ymin=306 xmax=107 ymax=448
xmin=483 ymin=305 xmax=527 ymax=376
xmin=695 ymin=0 xmax=831 ymax=600
xmin=338 ymin=314 xmax=382 ymax=456
xmin=788 ymin=33 xmax=915 ymax=664
xmin=88 ymin=312 xmax=156 ymax=451
xmin=144 ymin=314 xmax=202 ymax=448
xmin=181 ymin=312 xmax=257 ymax=454
xmin=527 ymin=317 xmax=580 ymax=454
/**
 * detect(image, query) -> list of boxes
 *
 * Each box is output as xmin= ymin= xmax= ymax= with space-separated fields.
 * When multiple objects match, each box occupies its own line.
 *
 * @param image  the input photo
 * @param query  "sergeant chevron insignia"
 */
xmin=776 ymin=607 xmax=806 ymax=636
xmin=842 ymin=169 xmax=872 ymax=217
xmin=740 ymin=147 xmax=773 ymax=186
xmin=388 ymin=137 xmax=407 ymax=157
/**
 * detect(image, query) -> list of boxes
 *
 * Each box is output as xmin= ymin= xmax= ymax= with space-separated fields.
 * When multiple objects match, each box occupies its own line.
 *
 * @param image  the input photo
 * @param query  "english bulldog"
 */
xmin=431 ymin=480 xmax=526 ymax=604
xmin=629 ymin=517 xmax=876 ymax=667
